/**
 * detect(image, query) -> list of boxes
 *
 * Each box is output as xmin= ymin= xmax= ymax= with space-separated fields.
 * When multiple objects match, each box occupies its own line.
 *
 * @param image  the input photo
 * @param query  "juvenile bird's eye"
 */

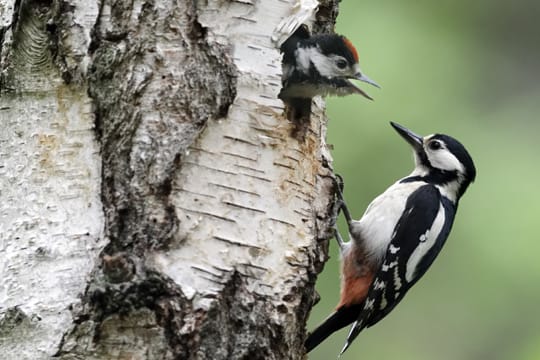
xmin=336 ymin=59 xmax=348 ymax=69
xmin=429 ymin=140 xmax=442 ymax=150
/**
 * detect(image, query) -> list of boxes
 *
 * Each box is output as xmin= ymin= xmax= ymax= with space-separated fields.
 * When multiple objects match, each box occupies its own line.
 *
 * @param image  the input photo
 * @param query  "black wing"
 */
xmin=340 ymin=185 xmax=456 ymax=355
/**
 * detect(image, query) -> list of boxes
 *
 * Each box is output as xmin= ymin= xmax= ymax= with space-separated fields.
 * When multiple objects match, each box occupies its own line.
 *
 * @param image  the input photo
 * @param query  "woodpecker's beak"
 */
xmin=346 ymin=82 xmax=373 ymax=100
xmin=347 ymin=72 xmax=380 ymax=100
xmin=354 ymin=73 xmax=381 ymax=89
xmin=390 ymin=122 xmax=424 ymax=152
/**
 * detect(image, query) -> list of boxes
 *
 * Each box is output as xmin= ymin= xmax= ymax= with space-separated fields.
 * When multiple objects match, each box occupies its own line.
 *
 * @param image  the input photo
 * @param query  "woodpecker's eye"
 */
xmin=336 ymin=59 xmax=348 ymax=69
xmin=429 ymin=140 xmax=442 ymax=150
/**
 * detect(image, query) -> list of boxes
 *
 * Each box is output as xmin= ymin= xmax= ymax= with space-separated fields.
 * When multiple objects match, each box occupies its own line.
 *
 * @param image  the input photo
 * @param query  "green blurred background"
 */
xmin=308 ymin=1 xmax=540 ymax=359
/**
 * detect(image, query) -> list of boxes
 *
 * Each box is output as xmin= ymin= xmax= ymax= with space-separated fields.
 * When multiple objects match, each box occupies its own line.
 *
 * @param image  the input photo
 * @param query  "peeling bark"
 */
xmin=0 ymin=0 xmax=340 ymax=359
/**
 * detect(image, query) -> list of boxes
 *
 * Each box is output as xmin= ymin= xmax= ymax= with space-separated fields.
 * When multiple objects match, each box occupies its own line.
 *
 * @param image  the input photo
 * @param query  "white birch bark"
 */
xmin=0 ymin=0 xmax=104 ymax=358
xmin=0 ymin=0 xmax=339 ymax=358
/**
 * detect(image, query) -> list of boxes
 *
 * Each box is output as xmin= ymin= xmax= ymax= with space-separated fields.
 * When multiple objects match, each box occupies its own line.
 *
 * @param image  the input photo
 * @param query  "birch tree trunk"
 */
xmin=0 ymin=0 xmax=339 ymax=358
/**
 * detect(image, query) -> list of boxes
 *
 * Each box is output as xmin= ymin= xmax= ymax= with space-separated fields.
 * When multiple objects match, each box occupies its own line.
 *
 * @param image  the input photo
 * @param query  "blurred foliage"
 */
xmin=307 ymin=1 xmax=540 ymax=359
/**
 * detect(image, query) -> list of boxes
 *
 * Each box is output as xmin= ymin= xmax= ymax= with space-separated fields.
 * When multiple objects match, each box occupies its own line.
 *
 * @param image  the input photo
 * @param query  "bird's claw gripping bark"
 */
xmin=332 ymin=173 xmax=353 ymax=224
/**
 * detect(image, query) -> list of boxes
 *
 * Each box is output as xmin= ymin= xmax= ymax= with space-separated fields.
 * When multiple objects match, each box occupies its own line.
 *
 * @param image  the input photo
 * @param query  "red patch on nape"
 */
xmin=342 ymin=37 xmax=359 ymax=63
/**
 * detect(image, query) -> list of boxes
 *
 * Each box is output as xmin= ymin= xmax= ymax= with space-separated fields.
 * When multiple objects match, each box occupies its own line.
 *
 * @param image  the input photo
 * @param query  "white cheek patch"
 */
xmin=423 ymin=136 xmax=465 ymax=173
xmin=405 ymin=203 xmax=445 ymax=282
xmin=310 ymin=50 xmax=339 ymax=77
xmin=427 ymin=148 xmax=465 ymax=173
xmin=295 ymin=47 xmax=316 ymax=74
xmin=296 ymin=47 xmax=351 ymax=78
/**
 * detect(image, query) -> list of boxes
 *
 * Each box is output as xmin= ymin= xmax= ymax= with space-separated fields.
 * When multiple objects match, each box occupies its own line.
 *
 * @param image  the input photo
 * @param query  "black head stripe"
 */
xmin=401 ymin=170 xmax=458 ymax=187
xmin=432 ymin=134 xmax=476 ymax=182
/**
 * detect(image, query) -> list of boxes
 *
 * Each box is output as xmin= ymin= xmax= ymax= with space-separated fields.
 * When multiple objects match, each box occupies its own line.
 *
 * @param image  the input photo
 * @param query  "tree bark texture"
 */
xmin=0 ymin=0 xmax=340 ymax=359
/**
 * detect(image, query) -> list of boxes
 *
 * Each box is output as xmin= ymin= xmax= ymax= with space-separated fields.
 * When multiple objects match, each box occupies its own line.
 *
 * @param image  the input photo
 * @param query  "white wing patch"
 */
xmin=365 ymin=298 xmax=375 ymax=310
xmin=380 ymin=290 xmax=388 ymax=310
xmin=373 ymin=279 xmax=385 ymax=290
xmin=405 ymin=203 xmax=446 ymax=282
xmin=382 ymin=260 xmax=398 ymax=272
xmin=393 ymin=266 xmax=402 ymax=290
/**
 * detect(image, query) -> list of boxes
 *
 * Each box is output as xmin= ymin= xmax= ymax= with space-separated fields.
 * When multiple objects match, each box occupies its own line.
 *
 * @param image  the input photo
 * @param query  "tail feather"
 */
xmin=339 ymin=319 xmax=364 ymax=357
xmin=305 ymin=305 xmax=362 ymax=353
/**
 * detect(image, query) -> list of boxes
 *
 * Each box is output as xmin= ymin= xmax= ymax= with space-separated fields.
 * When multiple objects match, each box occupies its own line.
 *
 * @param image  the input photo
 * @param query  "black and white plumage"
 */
xmin=279 ymin=25 xmax=379 ymax=101
xmin=305 ymin=122 xmax=476 ymax=356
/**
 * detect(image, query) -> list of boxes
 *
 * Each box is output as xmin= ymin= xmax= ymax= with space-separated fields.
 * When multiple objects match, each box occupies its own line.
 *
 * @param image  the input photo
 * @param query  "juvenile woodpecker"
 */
xmin=305 ymin=122 xmax=476 ymax=356
xmin=279 ymin=26 xmax=380 ymax=101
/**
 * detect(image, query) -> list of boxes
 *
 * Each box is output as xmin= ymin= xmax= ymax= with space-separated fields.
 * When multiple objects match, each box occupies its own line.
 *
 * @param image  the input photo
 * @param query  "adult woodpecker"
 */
xmin=305 ymin=122 xmax=476 ymax=356
xmin=279 ymin=25 xmax=380 ymax=101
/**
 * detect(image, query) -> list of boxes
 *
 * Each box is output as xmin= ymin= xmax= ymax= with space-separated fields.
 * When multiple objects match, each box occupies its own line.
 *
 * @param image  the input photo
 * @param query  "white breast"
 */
xmin=349 ymin=181 xmax=424 ymax=261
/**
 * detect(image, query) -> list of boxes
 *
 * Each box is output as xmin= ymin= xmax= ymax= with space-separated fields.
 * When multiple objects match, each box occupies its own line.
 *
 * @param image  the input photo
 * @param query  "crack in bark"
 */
xmin=53 ymin=0 xmax=238 ymax=358
xmin=55 ymin=267 xmax=192 ymax=359
xmin=87 ymin=0 xmax=237 ymax=254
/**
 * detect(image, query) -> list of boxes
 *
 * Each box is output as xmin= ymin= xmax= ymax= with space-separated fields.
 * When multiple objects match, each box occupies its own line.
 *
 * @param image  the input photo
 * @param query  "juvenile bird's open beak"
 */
xmin=346 ymin=72 xmax=380 ymax=100
xmin=354 ymin=73 xmax=380 ymax=89
xmin=390 ymin=122 xmax=424 ymax=152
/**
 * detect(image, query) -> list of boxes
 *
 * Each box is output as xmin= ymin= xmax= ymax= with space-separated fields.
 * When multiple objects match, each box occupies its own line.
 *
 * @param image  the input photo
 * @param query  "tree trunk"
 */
xmin=0 ymin=0 xmax=339 ymax=359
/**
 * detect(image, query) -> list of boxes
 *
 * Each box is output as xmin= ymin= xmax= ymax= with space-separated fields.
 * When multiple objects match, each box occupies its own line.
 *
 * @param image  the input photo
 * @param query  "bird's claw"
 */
xmin=333 ymin=174 xmax=345 ymax=195
xmin=330 ymin=198 xmax=344 ymax=228
xmin=333 ymin=225 xmax=345 ymax=250
xmin=332 ymin=173 xmax=353 ymax=224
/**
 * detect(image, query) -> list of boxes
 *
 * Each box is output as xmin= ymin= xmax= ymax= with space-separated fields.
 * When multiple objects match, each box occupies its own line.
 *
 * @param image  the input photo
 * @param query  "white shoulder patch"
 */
xmin=405 ymin=203 xmax=445 ymax=282
xmin=295 ymin=47 xmax=318 ymax=74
